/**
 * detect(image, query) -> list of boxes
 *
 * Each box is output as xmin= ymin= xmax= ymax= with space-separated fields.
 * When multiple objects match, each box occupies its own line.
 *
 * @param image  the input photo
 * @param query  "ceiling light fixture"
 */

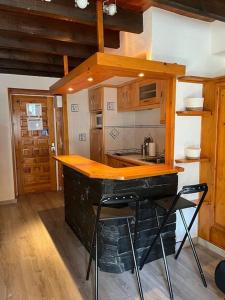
xmin=138 ymin=73 xmax=145 ymax=78
xmin=75 ymin=0 xmax=89 ymax=9
xmin=88 ymin=77 xmax=94 ymax=82
xmin=68 ymin=87 xmax=74 ymax=92
xmin=103 ymin=0 xmax=117 ymax=16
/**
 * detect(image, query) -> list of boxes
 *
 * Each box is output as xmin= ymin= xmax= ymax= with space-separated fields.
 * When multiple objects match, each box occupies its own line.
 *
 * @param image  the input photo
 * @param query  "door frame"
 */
xmin=8 ymin=88 xmax=62 ymax=196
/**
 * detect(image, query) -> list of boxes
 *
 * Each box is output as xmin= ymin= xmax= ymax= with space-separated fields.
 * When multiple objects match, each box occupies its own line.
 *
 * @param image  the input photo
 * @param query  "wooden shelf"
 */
xmin=175 ymin=157 xmax=209 ymax=164
xmin=176 ymin=110 xmax=212 ymax=116
xmin=178 ymin=76 xmax=211 ymax=84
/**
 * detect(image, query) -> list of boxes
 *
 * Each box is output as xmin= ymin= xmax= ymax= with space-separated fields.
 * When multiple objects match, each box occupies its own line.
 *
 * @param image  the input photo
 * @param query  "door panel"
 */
xmin=12 ymin=95 xmax=56 ymax=195
xmin=214 ymin=89 xmax=225 ymax=228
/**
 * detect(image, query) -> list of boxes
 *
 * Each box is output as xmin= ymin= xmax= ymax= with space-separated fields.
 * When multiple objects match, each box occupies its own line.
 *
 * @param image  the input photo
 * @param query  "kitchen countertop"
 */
xmin=106 ymin=153 xmax=158 ymax=165
xmin=54 ymin=155 xmax=184 ymax=180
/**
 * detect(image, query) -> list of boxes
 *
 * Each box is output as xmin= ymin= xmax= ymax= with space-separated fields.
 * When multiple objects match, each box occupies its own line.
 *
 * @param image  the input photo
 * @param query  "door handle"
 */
xmin=50 ymin=142 xmax=56 ymax=154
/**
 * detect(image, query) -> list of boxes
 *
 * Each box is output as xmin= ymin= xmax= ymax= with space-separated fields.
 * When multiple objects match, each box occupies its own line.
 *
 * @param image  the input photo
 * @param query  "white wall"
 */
xmin=211 ymin=20 xmax=225 ymax=55
xmin=105 ymin=8 xmax=153 ymax=59
xmin=151 ymin=8 xmax=225 ymax=76
xmin=0 ymin=74 xmax=58 ymax=202
xmin=67 ymin=90 xmax=90 ymax=158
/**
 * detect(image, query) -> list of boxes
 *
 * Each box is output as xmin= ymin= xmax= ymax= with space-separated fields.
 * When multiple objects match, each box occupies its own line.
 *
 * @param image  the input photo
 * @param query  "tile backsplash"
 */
xmin=105 ymin=107 xmax=165 ymax=155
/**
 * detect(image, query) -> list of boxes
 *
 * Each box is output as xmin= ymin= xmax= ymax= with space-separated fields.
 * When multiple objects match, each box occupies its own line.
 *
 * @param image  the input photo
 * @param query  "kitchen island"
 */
xmin=55 ymin=155 xmax=183 ymax=273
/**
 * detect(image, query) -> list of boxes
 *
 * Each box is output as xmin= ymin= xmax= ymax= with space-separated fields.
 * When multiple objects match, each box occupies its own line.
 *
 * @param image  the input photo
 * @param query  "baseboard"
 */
xmin=175 ymin=236 xmax=198 ymax=251
xmin=198 ymin=237 xmax=225 ymax=258
xmin=0 ymin=198 xmax=17 ymax=205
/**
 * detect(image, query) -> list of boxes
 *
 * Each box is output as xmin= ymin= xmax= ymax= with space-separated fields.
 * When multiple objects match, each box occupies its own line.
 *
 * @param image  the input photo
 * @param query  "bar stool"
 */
xmin=86 ymin=192 xmax=144 ymax=300
xmin=139 ymin=183 xmax=208 ymax=300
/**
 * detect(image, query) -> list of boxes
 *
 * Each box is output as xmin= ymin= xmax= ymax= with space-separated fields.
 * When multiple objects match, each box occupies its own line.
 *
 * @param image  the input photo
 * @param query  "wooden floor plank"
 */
xmin=0 ymin=191 xmax=224 ymax=300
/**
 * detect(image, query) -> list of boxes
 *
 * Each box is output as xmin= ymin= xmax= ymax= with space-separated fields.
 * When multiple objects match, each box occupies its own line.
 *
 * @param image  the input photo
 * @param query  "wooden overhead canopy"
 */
xmin=50 ymin=52 xmax=186 ymax=94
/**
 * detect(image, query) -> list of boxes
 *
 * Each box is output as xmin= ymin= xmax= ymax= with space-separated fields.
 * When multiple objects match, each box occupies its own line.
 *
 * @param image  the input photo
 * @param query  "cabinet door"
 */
xmin=138 ymin=79 xmax=161 ymax=108
xmin=89 ymin=88 xmax=103 ymax=112
xmin=90 ymin=129 xmax=103 ymax=163
xmin=117 ymin=84 xmax=137 ymax=111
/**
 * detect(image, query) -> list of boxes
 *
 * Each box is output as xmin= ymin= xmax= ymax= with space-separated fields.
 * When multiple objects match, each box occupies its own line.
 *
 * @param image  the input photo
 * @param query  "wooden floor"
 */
xmin=0 ymin=192 xmax=224 ymax=300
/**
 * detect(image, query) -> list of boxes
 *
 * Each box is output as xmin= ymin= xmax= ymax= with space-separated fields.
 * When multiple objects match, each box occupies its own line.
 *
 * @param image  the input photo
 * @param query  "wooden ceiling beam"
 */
xmin=0 ymin=0 xmax=143 ymax=34
xmin=0 ymin=67 xmax=62 ymax=78
xmin=0 ymin=10 xmax=120 ymax=49
xmin=0 ymin=58 xmax=68 ymax=73
xmin=0 ymin=49 xmax=84 ymax=66
xmin=0 ymin=31 xmax=96 ymax=58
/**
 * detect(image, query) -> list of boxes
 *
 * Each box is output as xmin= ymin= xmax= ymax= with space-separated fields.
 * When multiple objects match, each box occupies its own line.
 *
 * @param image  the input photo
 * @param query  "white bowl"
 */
xmin=184 ymin=97 xmax=204 ymax=111
xmin=185 ymin=147 xmax=201 ymax=159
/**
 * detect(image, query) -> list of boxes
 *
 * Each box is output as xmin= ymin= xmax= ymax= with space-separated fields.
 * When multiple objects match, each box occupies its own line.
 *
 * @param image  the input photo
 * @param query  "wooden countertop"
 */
xmin=54 ymin=155 xmax=184 ymax=180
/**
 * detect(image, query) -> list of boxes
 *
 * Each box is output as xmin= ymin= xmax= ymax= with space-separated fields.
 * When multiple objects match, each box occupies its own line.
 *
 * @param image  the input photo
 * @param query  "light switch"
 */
xmin=71 ymin=104 xmax=79 ymax=112
xmin=79 ymin=133 xmax=87 ymax=141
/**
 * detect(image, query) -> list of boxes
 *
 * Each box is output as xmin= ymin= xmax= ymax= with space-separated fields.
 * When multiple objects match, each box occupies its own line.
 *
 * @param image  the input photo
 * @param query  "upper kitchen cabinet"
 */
xmin=117 ymin=83 xmax=138 ymax=111
xmin=117 ymin=78 xmax=166 ymax=124
xmin=137 ymin=79 xmax=162 ymax=108
xmin=89 ymin=88 xmax=104 ymax=112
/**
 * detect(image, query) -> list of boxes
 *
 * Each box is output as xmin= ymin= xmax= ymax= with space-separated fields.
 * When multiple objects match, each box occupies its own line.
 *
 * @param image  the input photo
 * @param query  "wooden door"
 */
xmin=199 ymin=83 xmax=225 ymax=249
xmin=12 ymin=95 xmax=57 ymax=195
xmin=210 ymin=88 xmax=225 ymax=247
xmin=90 ymin=129 xmax=103 ymax=163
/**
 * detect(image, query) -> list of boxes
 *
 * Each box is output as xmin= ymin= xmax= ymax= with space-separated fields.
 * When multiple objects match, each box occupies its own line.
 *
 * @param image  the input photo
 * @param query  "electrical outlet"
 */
xmin=79 ymin=133 xmax=86 ymax=141
xmin=71 ymin=104 xmax=79 ymax=112
xmin=107 ymin=102 xmax=115 ymax=111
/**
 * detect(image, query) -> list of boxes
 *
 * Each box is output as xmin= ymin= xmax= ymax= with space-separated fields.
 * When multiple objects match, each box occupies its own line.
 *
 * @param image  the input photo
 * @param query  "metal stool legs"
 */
xmin=86 ymin=207 xmax=144 ymax=300
xmin=95 ymin=223 xmax=99 ymax=300
xmin=155 ymin=208 xmax=174 ymax=300
xmin=127 ymin=218 xmax=144 ymax=300
xmin=86 ymin=205 xmax=101 ymax=281
xmin=175 ymin=209 xmax=207 ymax=288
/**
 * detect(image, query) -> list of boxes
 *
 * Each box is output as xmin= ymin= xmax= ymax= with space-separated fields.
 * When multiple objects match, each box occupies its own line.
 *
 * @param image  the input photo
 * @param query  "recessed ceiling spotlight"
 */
xmin=68 ymin=87 xmax=74 ymax=92
xmin=88 ymin=77 xmax=94 ymax=82
xmin=74 ymin=0 xmax=89 ymax=9
xmin=103 ymin=0 xmax=117 ymax=16
xmin=138 ymin=73 xmax=145 ymax=78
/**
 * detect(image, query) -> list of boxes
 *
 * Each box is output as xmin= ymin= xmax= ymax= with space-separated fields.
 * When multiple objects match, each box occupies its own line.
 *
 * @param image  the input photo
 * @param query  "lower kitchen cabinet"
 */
xmin=106 ymin=155 xmax=138 ymax=168
xmin=90 ymin=129 xmax=103 ymax=163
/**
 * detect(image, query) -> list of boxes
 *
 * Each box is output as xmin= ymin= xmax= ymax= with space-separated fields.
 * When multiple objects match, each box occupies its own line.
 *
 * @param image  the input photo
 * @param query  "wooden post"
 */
xmin=96 ymin=0 xmax=104 ymax=53
xmin=63 ymin=55 xmax=69 ymax=76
